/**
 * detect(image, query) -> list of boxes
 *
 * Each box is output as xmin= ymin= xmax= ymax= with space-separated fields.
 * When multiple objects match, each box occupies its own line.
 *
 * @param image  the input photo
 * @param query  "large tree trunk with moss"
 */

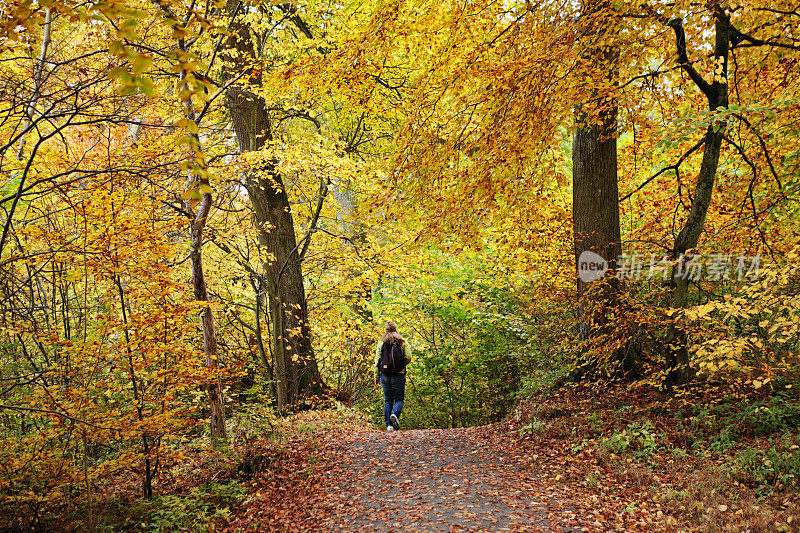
xmin=223 ymin=2 xmax=322 ymax=411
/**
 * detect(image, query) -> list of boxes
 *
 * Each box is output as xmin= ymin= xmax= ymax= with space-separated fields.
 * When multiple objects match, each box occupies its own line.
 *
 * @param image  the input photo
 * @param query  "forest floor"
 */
xmin=310 ymin=425 xmax=575 ymax=532
xmin=225 ymin=418 xmax=587 ymax=532
xmin=83 ymin=381 xmax=799 ymax=532
xmin=221 ymin=383 xmax=799 ymax=532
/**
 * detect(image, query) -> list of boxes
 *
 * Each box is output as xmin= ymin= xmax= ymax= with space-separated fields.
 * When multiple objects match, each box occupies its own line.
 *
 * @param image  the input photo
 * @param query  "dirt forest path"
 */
xmin=317 ymin=425 xmax=581 ymax=533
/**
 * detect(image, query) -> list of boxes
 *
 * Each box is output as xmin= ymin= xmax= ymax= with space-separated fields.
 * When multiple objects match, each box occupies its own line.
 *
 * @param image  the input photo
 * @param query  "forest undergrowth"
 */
xmin=511 ymin=376 xmax=800 ymax=532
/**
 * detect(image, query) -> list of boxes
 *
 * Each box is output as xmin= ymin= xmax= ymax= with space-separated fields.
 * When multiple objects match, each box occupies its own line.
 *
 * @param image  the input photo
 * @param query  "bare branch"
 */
xmin=620 ymin=138 xmax=705 ymax=202
xmin=732 ymin=113 xmax=783 ymax=190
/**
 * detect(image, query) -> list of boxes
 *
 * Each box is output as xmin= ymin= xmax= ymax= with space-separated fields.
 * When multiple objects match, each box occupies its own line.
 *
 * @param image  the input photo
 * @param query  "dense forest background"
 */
xmin=1 ymin=0 xmax=799 ymax=530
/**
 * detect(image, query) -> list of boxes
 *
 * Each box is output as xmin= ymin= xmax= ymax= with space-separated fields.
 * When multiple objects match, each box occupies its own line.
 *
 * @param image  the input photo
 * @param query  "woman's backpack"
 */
xmin=379 ymin=341 xmax=406 ymax=375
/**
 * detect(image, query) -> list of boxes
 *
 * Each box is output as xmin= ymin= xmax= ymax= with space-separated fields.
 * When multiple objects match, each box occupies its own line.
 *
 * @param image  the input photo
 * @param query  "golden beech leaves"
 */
xmin=0 ymin=0 xmax=799 ymax=525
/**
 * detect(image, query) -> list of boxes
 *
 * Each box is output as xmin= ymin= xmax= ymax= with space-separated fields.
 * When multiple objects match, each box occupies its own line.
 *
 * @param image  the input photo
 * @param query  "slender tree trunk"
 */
xmin=252 ymin=275 xmax=276 ymax=399
xmin=179 ymin=50 xmax=227 ymax=439
xmin=188 ymin=199 xmax=228 ymax=439
xmin=114 ymin=275 xmax=155 ymax=497
xmin=664 ymin=5 xmax=730 ymax=386
xmin=82 ymin=431 xmax=94 ymax=532
xmin=16 ymin=7 xmax=52 ymax=160
xmin=0 ymin=7 xmax=52 ymax=258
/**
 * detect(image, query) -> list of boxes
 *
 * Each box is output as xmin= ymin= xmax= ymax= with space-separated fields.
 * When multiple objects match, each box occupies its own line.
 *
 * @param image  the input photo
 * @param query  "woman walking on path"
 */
xmin=375 ymin=321 xmax=412 ymax=431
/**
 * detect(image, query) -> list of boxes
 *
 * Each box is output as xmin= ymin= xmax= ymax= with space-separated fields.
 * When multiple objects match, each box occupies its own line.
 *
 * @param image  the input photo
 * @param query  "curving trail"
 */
xmin=318 ymin=425 xmax=579 ymax=533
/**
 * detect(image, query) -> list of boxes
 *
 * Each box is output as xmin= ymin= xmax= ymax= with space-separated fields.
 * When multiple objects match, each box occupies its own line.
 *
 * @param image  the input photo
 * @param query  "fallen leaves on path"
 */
xmin=228 ymin=416 xmax=583 ymax=532
xmin=317 ymin=425 xmax=574 ymax=532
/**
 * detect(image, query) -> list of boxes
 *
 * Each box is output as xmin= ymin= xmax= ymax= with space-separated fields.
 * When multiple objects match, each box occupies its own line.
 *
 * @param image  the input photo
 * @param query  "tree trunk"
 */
xmin=572 ymin=118 xmax=621 ymax=338
xmin=178 ymin=31 xmax=227 ymax=439
xmin=572 ymin=1 xmax=622 ymax=340
xmin=664 ymin=5 xmax=730 ymax=386
xmin=223 ymin=2 xmax=322 ymax=411
xmin=188 ymin=200 xmax=228 ymax=440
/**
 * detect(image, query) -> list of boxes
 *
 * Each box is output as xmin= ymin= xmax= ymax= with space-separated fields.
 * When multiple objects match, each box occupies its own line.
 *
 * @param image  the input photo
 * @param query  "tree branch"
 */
xmin=732 ymin=113 xmax=782 ymax=190
xmin=668 ymin=17 xmax=714 ymax=99
xmin=0 ymin=404 xmax=120 ymax=432
xmin=729 ymin=24 xmax=800 ymax=51
xmin=620 ymin=138 xmax=705 ymax=202
xmin=298 ymin=176 xmax=330 ymax=263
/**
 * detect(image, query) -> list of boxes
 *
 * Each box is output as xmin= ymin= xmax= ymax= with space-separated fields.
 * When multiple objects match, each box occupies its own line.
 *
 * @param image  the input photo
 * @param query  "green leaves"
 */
xmin=130 ymin=55 xmax=153 ymax=75
xmin=108 ymin=38 xmax=155 ymax=95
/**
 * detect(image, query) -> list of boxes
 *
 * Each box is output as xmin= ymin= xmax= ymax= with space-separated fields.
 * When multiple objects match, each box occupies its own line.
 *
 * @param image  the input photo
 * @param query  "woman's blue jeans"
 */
xmin=380 ymin=373 xmax=405 ymax=426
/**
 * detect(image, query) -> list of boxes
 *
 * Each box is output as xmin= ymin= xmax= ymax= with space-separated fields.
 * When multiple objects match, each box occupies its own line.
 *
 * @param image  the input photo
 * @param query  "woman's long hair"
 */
xmin=381 ymin=320 xmax=406 ymax=344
